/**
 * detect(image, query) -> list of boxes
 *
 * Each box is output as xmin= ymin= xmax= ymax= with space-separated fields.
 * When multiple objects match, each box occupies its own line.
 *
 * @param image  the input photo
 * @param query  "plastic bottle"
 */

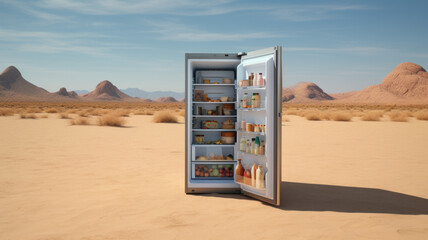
xmin=251 ymin=138 xmax=255 ymax=154
xmin=240 ymin=137 xmax=246 ymax=151
xmin=258 ymin=73 xmax=265 ymax=87
xmin=249 ymin=73 xmax=254 ymax=86
xmin=246 ymin=139 xmax=251 ymax=153
xmin=251 ymin=93 xmax=256 ymax=108
xmin=256 ymin=165 xmax=265 ymax=189
xmin=255 ymin=93 xmax=261 ymax=108
xmin=251 ymin=163 xmax=257 ymax=186
xmin=260 ymin=141 xmax=265 ymax=155
xmin=254 ymin=137 xmax=260 ymax=155
xmin=242 ymin=93 xmax=249 ymax=108
xmin=235 ymin=159 xmax=244 ymax=181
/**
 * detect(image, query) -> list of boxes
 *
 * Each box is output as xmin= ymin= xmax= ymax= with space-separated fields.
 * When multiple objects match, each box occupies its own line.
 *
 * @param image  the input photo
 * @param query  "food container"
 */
xmin=195 ymin=135 xmax=204 ymax=144
xmin=203 ymin=79 xmax=211 ymax=84
xmin=221 ymin=132 xmax=236 ymax=144
xmin=223 ymin=78 xmax=233 ymax=84
xmin=241 ymin=120 xmax=246 ymax=131
xmin=222 ymin=119 xmax=235 ymax=129
xmin=246 ymin=123 xmax=254 ymax=132
xmin=207 ymin=110 xmax=213 ymax=115
xmin=220 ymin=96 xmax=229 ymax=102
xmin=194 ymin=164 xmax=234 ymax=178
xmin=202 ymin=120 xmax=218 ymax=129
xmin=239 ymin=80 xmax=249 ymax=87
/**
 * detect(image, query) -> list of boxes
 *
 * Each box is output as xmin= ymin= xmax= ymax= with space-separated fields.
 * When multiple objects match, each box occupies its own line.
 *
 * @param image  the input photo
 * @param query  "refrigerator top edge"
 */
xmin=185 ymin=53 xmax=240 ymax=60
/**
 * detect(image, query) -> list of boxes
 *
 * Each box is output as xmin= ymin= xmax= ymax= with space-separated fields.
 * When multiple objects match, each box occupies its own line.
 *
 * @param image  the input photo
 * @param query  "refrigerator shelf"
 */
xmin=192 ymin=144 xmax=235 ymax=147
xmin=193 ymin=129 xmax=237 ymax=132
xmin=235 ymin=179 xmax=266 ymax=194
xmin=239 ymin=151 xmax=266 ymax=158
xmin=193 ymin=84 xmax=235 ymax=86
xmin=238 ymin=108 xmax=266 ymax=111
xmin=237 ymin=86 xmax=266 ymax=91
xmin=193 ymin=102 xmax=236 ymax=104
xmin=192 ymin=160 xmax=235 ymax=163
xmin=193 ymin=115 xmax=237 ymax=118
xmin=238 ymin=130 xmax=266 ymax=136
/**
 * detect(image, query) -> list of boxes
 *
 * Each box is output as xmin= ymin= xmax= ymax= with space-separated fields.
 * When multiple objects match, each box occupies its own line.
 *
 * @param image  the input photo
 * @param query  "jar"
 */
xmin=242 ymin=93 xmax=249 ymax=108
xmin=221 ymin=132 xmax=235 ymax=144
xmin=246 ymin=123 xmax=254 ymax=132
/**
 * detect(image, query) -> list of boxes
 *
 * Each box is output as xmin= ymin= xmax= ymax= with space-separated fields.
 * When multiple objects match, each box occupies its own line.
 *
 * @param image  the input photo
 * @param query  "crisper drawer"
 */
xmin=192 ymin=145 xmax=234 ymax=161
xmin=192 ymin=163 xmax=234 ymax=180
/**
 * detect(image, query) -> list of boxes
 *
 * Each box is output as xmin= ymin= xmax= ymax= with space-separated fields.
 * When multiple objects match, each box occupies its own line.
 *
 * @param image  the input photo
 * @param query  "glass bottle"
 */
xmin=240 ymin=137 xmax=246 ymax=151
xmin=242 ymin=93 xmax=249 ymax=108
xmin=258 ymin=73 xmax=265 ymax=87
xmin=246 ymin=138 xmax=251 ymax=153
xmin=251 ymin=138 xmax=255 ymax=154
xmin=251 ymin=93 xmax=256 ymax=108
xmin=254 ymin=137 xmax=260 ymax=155
xmin=235 ymin=159 xmax=244 ymax=182
xmin=249 ymin=73 xmax=254 ymax=86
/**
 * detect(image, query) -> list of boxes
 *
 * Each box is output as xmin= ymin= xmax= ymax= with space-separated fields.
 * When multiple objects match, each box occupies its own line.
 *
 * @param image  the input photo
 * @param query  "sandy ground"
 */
xmin=1 ymin=114 xmax=428 ymax=240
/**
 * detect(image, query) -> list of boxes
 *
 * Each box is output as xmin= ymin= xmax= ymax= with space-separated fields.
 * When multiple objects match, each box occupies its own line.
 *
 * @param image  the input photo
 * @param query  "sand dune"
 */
xmin=0 ymin=115 xmax=427 ymax=239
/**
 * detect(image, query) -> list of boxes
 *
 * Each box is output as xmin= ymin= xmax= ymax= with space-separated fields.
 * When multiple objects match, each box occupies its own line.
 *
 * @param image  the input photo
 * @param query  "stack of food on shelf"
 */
xmin=239 ymin=136 xmax=265 ymax=155
xmin=238 ymin=73 xmax=265 ymax=87
xmin=240 ymin=120 xmax=266 ymax=133
xmin=195 ymin=164 xmax=234 ymax=178
xmin=196 ymin=153 xmax=234 ymax=161
xmin=235 ymin=159 xmax=265 ymax=189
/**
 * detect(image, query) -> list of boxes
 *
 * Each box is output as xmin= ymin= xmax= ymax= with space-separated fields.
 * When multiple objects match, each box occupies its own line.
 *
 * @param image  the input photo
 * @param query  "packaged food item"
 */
xmin=256 ymin=165 xmax=265 ymax=189
xmin=222 ymin=119 xmax=235 ymax=129
xmin=260 ymin=141 xmax=265 ymax=155
xmin=221 ymin=132 xmax=235 ymax=144
xmin=223 ymin=78 xmax=233 ymax=84
xmin=246 ymin=123 xmax=254 ymax=132
xmin=203 ymin=79 xmax=210 ymax=84
xmin=255 ymin=93 xmax=261 ymax=108
xmin=251 ymin=93 xmax=257 ymax=108
xmin=195 ymin=135 xmax=204 ymax=144
xmin=241 ymin=120 xmax=246 ymax=131
xmin=202 ymin=120 xmax=219 ymax=129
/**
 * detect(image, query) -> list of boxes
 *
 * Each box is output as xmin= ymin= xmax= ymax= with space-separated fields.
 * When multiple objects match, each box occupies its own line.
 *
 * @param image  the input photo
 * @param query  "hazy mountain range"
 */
xmin=1 ymin=62 xmax=427 ymax=104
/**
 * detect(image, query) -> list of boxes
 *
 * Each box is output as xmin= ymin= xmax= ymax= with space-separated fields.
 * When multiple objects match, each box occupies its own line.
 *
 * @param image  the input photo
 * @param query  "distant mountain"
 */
xmin=81 ymin=80 xmax=132 ymax=101
xmin=73 ymin=89 xmax=89 ymax=95
xmin=282 ymin=82 xmax=334 ymax=103
xmin=335 ymin=62 xmax=428 ymax=104
xmin=55 ymin=87 xmax=77 ymax=98
xmin=0 ymin=66 xmax=51 ymax=99
xmin=154 ymin=96 xmax=178 ymax=103
xmin=121 ymin=88 xmax=184 ymax=100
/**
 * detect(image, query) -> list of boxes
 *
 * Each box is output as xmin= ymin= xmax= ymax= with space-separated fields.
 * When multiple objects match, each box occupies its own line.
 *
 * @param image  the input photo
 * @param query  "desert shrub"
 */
xmin=153 ymin=111 xmax=179 ymax=123
xmin=98 ymin=114 xmax=126 ymax=127
xmin=40 ymin=114 xmax=49 ymax=118
xmin=361 ymin=111 xmax=383 ymax=121
xmin=58 ymin=113 xmax=71 ymax=119
xmin=303 ymin=110 xmax=322 ymax=121
xmin=70 ymin=117 xmax=90 ymax=125
xmin=45 ymin=108 xmax=58 ymax=113
xmin=0 ymin=108 xmax=14 ymax=116
xmin=115 ymin=109 xmax=130 ymax=117
xmin=20 ymin=113 xmax=37 ymax=119
xmin=330 ymin=112 xmax=352 ymax=121
xmin=387 ymin=111 xmax=408 ymax=122
xmin=415 ymin=110 xmax=428 ymax=120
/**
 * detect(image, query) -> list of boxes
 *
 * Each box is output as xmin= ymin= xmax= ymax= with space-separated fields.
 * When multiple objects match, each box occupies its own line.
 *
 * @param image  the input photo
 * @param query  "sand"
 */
xmin=1 ymin=115 xmax=428 ymax=239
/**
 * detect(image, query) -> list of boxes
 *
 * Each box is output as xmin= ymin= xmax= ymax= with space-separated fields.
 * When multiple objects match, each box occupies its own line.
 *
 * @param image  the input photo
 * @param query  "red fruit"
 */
xmin=219 ymin=169 xmax=224 ymax=174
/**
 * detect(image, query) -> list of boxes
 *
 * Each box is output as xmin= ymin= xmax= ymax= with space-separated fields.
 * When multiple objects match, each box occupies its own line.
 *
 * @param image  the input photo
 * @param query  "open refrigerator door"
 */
xmin=235 ymin=46 xmax=282 ymax=206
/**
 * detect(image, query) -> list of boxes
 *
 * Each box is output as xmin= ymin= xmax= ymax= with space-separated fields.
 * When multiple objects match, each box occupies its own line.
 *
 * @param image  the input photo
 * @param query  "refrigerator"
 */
xmin=185 ymin=46 xmax=282 ymax=206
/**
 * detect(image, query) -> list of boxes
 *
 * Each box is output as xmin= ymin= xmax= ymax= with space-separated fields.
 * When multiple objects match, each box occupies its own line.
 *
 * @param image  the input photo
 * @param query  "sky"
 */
xmin=0 ymin=0 xmax=427 ymax=94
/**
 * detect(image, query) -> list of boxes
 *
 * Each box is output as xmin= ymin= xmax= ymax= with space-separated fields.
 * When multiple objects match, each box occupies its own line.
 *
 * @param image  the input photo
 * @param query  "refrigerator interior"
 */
xmin=186 ymin=59 xmax=241 ymax=190
xmin=235 ymin=54 xmax=275 ymax=200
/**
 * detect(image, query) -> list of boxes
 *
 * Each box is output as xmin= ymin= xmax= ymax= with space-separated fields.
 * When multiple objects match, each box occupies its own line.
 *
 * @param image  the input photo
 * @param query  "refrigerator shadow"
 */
xmin=280 ymin=181 xmax=428 ymax=215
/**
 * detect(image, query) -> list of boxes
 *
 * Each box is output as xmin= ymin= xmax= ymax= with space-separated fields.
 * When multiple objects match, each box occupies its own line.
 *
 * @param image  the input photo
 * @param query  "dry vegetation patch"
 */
xmin=70 ymin=117 xmax=90 ymax=125
xmin=0 ymin=108 xmax=14 ymax=116
xmin=415 ymin=110 xmax=428 ymax=120
xmin=387 ymin=111 xmax=409 ymax=122
xmin=20 ymin=113 xmax=38 ymax=119
xmin=330 ymin=112 xmax=353 ymax=121
xmin=361 ymin=111 xmax=383 ymax=121
xmin=153 ymin=111 xmax=179 ymax=123
xmin=98 ymin=114 xmax=126 ymax=127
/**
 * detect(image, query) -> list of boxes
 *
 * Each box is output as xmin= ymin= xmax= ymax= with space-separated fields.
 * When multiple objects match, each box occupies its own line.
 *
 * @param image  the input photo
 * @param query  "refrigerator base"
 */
xmin=186 ymin=187 xmax=241 ymax=194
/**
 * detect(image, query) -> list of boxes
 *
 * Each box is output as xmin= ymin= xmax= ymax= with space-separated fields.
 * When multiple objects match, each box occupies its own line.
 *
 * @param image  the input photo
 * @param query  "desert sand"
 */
xmin=1 ymin=114 xmax=428 ymax=240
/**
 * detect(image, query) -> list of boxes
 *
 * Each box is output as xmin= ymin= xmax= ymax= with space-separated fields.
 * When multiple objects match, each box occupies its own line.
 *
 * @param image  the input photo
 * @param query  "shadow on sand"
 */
xmin=201 ymin=182 xmax=428 ymax=215
xmin=279 ymin=182 xmax=428 ymax=214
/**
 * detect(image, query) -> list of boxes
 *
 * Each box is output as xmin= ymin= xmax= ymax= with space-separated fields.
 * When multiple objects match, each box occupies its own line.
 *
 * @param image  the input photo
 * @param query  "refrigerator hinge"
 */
xmin=237 ymin=52 xmax=247 ymax=57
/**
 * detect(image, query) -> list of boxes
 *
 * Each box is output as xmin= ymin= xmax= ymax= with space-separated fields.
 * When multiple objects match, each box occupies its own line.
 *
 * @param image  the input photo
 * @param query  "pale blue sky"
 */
xmin=0 ymin=0 xmax=427 ymax=93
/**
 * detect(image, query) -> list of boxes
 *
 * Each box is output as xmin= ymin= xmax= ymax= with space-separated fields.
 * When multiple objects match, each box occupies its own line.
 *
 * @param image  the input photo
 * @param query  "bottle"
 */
xmin=251 ymin=138 xmax=255 ymax=154
xmin=249 ymin=73 xmax=254 ymax=86
xmin=254 ymin=137 xmax=260 ymax=155
xmin=235 ymin=159 xmax=244 ymax=182
xmin=254 ymin=73 xmax=259 ymax=86
xmin=246 ymin=138 xmax=251 ymax=153
xmin=241 ymin=120 xmax=246 ymax=131
xmin=260 ymin=141 xmax=265 ymax=155
xmin=251 ymin=93 xmax=256 ymax=108
xmin=240 ymin=137 xmax=246 ymax=151
xmin=256 ymin=165 xmax=264 ymax=189
xmin=255 ymin=93 xmax=261 ymax=108
xmin=251 ymin=163 xmax=257 ymax=187
xmin=258 ymin=73 xmax=265 ymax=87
xmin=242 ymin=93 xmax=249 ymax=108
